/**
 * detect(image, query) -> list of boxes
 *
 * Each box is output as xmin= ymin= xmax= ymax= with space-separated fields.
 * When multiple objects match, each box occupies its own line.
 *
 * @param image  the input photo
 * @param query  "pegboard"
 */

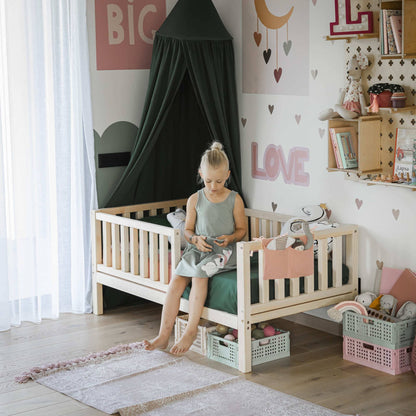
xmin=345 ymin=0 xmax=416 ymax=175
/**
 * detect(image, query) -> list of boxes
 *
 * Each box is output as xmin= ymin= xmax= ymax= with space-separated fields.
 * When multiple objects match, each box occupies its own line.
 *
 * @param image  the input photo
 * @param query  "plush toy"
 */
xmin=319 ymin=53 xmax=369 ymax=121
xmin=395 ymin=301 xmax=416 ymax=321
xmin=369 ymin=294 xmax=398 ymax=316
xmin=166 ymin=208 xmax=186 ymax=249
xmin=355 ymin=292 xmax=377 ymax=307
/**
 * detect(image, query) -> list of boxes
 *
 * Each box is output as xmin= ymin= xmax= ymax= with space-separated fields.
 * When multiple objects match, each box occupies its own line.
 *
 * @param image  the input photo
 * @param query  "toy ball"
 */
xmin=224 ymin=334 xmax=235 ymax=341
xmin=259 ymin=338 xmax=270 ymax=346
xmin=252 ymin=328 xmax=264 ymax=339
xmin=216 ymin=324 xmax=229 ymax=335
xmin=257 ymin=322 xmax=269 ymax=329
xmin=263 ymin=325 xmax=275 ymax=337
xmin=232 ymin=329 xmax=238 ymax=339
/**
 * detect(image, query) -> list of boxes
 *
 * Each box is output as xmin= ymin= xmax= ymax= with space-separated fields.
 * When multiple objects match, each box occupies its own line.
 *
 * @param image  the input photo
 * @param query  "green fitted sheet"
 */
xmin=182 ymin=257 xmax=350 ymax=315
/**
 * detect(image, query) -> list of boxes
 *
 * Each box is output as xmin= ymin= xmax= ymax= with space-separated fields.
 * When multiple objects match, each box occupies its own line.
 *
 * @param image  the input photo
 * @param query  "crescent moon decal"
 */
xmin=254 ymin=0 xmax=294 ymax=30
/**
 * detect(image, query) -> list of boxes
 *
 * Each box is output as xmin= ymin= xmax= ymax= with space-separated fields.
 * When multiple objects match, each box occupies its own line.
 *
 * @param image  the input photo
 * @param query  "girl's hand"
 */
xmin=194 ymin=235 xmax=212 ymax=252
xmin=214 ymin=235 xmax=234 ymax=247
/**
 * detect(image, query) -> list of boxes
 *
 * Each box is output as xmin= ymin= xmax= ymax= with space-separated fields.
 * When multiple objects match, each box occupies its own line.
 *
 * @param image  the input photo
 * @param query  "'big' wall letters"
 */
xmin=251 ymin=142 xmax=310 ymax=186
xmin=95 ymin=0 xmax=166 ymax=70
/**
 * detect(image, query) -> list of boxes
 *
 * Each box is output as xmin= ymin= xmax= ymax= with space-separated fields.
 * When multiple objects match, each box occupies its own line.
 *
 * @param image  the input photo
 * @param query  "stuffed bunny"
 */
xmin=167 ymin=208 xmax=186 ymax=249
xmin=319 ymin=53 xmax=369 ymax=121
xmin=396 ymin=301 xmax=416 ymax=321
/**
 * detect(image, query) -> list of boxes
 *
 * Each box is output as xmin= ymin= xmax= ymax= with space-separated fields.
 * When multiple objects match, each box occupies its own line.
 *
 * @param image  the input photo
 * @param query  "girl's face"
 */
xmin=199 ymin=164 xmax=230 ymax=195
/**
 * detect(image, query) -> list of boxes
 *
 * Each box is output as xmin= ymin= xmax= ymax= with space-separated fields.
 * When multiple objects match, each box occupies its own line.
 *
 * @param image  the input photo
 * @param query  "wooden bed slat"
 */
xmin=130 ymin=228 xmax=139 ymax=275
xmin=159 ymin=234 xmax=169 ymax=284
xmin=317 ymin=238 xmax=328 ymax=291
xmin=149 ymin=232 xmax=159 ymax=281
xmin=332 ymin=236 xmax=343 ymax=287
xmin=103 ymin=222 xmax=111 ymax=267
xmin=111 ymin=223 xmax=121 ymax=270
xmin=139 ymin=229 xmax=149 ymax=278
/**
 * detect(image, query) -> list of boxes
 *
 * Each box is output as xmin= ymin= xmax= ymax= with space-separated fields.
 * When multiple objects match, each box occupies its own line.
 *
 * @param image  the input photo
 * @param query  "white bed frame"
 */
xmin=91 ymin=199 xmax=358 ymax=373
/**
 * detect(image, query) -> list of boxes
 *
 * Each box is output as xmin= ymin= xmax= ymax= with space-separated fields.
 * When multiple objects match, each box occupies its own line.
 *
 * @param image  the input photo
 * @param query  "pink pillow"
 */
xmin=388 ymin=268 xmax=416 ymax=309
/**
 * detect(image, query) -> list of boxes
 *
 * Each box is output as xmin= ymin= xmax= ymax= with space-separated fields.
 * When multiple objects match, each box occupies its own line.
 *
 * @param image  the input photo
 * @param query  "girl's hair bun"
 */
xmin=210 ymin=141 xmax=223 ymax=151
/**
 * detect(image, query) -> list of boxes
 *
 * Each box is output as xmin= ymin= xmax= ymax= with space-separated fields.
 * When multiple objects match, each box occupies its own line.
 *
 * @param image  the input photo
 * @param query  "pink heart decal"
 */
xmin=253 ymin=32 xmax=262 ymax=47
xmin=241 ymin=118 xmax=247 ymax=127
xmin=295 ymin=114 xmax=301 ymax=124
xmin=274 ymin=67 xmax=283 ymax=83
xmin=268 ymin=105 xmax=274 ymax=114
xmin=325 ymin=209 xmax=332 ymax=219
xmin=392 ymin=209 xmax=400 ymax=221
xmin=312 ymin=0 xmax=317 ymax=5
xmin=319 ymin=128 xmax=325 ymax=138
xmin=355 ymin=198 xmax=363 ymax=210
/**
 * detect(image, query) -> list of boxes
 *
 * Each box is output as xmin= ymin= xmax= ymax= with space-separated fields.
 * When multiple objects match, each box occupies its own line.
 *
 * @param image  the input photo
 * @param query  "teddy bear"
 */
xmin=319 ymin=53 xmax=369 ymax=121
xmin=166 ymin=208 xmax=186 ymax=249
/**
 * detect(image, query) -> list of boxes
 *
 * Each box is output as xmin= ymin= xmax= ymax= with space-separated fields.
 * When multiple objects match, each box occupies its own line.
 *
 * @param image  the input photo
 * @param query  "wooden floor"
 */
xmin=1 ymin=302 xmax=415 ymax=416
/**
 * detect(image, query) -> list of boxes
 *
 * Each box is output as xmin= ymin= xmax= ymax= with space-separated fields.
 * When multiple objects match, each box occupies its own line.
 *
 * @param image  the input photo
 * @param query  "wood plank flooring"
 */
xmin=1 ymin=302 xmax=415 ymax=416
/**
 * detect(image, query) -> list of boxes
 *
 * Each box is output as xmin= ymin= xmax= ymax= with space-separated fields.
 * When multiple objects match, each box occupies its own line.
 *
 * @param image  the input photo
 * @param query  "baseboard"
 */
xmin=282 ymin=312 xmax=342 ymax=337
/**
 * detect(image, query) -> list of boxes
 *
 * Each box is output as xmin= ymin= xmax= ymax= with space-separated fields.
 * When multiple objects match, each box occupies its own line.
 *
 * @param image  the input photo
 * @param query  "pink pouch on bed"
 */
xmin=260 ymin=236 xmax=314 ymax=280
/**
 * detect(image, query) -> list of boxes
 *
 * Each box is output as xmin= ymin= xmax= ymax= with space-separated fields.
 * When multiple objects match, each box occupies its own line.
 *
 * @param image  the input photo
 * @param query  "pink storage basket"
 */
xmin=343 ymin=336 xmax=412 ymax=375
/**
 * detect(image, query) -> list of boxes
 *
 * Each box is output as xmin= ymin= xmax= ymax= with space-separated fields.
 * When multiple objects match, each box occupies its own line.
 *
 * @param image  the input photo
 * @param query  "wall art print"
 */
xmin=243 ymin=0 xmax=309 ymax=95
xmin=95 ymin=0 xmax=166 ymax=70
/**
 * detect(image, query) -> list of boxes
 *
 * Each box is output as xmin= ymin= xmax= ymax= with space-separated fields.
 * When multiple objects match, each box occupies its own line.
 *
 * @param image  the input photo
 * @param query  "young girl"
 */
xmin=144 ymin=141 xmax=246 ymax=355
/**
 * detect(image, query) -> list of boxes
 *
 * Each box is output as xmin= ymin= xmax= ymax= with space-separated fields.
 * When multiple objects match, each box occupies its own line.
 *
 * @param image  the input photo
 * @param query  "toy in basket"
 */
xmin=174 ymin=314 xmax=216 ymax=355
xmin=207 ymin=322 xmax=290 ymax=369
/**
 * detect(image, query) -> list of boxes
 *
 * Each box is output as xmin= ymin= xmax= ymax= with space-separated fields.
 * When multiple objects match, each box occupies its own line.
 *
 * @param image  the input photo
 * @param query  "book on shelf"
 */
xmin=390 ymin=14 xmax=402 ymax=54
xmin=329 ymin=127 xmax=358 ymax=169
xmin=329 ymin=128 xmax=343 ymax=168
xmin=393 ymin=128 xmax=416 ymax=180
xmin=380 ymin=9 xmax=402 ymax=55
xmin=336 ymin=131 xmax=358 ymax=169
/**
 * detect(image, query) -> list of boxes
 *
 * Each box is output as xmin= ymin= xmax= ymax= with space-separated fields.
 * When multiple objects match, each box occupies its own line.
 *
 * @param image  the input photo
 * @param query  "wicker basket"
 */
xmin=174 ymin=314 xmax=216 ymax=355
xmin=207 ymin=329 xmax=290 ymax=369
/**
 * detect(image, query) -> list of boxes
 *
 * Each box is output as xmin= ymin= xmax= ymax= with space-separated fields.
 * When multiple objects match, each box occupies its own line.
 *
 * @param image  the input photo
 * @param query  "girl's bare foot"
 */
xmin=170 ymin=332 xmax=196 ymax=355
xmin=143 ymin=335 xmax=169 ymax=351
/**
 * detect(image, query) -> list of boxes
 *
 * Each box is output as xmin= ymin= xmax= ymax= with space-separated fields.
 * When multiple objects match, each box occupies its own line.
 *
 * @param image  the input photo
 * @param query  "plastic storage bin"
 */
xmin=343 ymin=336 xmax=412 ymax=375
xmin=174 ymin=314 xmax=216 ymax=355
xmin=343 ymin=310 xmax=416 ymax=349
xmin=207 ymin=329 xmax=290 ymax=369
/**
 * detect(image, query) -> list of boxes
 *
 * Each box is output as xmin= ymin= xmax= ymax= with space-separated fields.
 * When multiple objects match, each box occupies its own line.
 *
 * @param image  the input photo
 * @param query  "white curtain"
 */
xmin=0 ymin=0 xmax=97 ymax=331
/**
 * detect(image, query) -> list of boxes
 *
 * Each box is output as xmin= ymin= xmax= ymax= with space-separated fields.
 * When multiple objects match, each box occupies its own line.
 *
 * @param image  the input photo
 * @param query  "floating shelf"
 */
xmin=366 ymin=105 xmax=416 ymax=114
xmin=325 ymin=33 xmax=378 ymax=43
xmin=346 ymin=174 xmax=416 ymax=191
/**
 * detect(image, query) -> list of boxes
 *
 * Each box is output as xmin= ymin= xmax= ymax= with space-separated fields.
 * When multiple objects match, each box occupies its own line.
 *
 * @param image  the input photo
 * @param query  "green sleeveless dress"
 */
xmin=174 ymin=189 xmax=237 ymax=278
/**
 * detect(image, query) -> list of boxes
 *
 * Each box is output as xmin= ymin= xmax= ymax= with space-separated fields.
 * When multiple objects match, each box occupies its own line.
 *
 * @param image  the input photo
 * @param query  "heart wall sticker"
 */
xmin=271 ymin=202 xmax=277 ymax=212
xmin=392 ymin=209 xmax=400 ymax=221
xmin=355 ymin=198 xmax=363 ymax=210
xmin=268 ymin=105 xmax=274 ymax=114
xmin=318 ymin=128 xmax=325 ymax=138
xmin=241 ymin=118 xmax=247 ymax=127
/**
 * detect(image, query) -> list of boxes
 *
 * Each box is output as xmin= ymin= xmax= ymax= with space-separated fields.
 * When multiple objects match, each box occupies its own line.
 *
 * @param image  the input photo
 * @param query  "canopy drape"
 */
xmin=105 ymin=0 xmax=242 ymax=208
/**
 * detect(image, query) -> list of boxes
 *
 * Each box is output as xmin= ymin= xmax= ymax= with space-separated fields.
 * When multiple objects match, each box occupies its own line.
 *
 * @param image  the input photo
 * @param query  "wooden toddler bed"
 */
xmin=91 ymin=199 xmax=358 ymax=373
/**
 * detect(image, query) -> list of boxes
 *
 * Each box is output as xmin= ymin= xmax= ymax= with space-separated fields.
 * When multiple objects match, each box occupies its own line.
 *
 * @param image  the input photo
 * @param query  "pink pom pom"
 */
xmin=263 ymin=325 xmax=275 ymax=337
xmin=232 ymin=329 xmax=238 ymax=339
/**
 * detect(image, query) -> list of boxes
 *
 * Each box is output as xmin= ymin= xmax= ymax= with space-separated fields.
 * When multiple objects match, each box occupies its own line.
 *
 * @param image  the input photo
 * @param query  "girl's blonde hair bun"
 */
xmin=200 ymin=140 xmax=229 ymax=171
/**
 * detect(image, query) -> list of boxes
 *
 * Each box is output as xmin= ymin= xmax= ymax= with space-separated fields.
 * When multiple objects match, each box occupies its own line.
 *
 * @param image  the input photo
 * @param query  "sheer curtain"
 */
xmin=0 ymin=0 xmax=97 ymax=331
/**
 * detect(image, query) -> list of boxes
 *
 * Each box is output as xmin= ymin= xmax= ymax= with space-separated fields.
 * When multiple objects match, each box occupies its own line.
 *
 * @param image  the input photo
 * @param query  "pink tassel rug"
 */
xmin=16 ymin=342 xmax=357 ymax=415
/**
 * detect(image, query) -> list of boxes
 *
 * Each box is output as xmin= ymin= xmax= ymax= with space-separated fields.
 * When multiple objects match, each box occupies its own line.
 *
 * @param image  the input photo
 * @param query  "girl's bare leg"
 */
xmin=170 ymin=277 xmax=208 ymax=355
xmin=144 ymin=275 xmax=190 ymax=350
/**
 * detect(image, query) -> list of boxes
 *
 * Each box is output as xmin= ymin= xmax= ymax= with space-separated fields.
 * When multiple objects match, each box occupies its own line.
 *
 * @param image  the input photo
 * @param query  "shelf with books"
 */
xmin=327 ymin=116 xmax=382 ymax=174
xmin=380 ymin=0 xmax=416 ymax=59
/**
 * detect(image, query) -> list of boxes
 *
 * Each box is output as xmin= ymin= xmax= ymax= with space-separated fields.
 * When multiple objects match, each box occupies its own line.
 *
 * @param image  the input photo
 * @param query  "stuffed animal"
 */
xmin=355 ymin=292 xmax=377 ymax=307
xmin=396 ymin=301 xmax=416 ymax=321
xmin=319 ymin=53 xmax=369 ymax=121
xmin=369 ymin=294 xmax=398 ymax=316
xmin=166 ymin=208 xmax=186 ymax=249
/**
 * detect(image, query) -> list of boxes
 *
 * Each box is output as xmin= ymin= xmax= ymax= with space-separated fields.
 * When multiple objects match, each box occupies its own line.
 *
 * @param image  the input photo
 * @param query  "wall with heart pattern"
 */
xmin=86 ymin=0 xmax=416 ymax=292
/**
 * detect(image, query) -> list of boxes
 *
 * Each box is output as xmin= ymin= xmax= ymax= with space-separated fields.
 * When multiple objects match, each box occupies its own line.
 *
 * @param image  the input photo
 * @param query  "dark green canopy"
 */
xmin=105 ymin=0 xmax=243 ymax=208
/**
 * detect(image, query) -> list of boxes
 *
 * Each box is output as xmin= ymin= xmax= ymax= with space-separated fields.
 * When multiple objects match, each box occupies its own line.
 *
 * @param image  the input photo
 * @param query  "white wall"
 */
xmin=87 ymin=0 xmax=416 ymax=294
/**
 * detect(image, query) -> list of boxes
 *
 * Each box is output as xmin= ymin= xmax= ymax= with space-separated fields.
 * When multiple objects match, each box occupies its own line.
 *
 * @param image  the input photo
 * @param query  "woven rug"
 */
xmin=16 ymin=342 xmax=355 ymax=416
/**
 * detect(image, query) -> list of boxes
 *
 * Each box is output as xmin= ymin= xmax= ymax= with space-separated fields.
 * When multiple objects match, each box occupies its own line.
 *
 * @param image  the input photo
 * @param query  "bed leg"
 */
xmin=238 ymin=319 xmax=252 ymax=373
xmin=92 ymin=274 xmax=103 ymax=315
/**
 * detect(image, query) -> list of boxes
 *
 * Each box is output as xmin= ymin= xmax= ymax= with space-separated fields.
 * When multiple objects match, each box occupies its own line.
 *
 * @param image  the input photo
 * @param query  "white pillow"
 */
xmin=167 ymin=208 xmax=186 ymax=249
